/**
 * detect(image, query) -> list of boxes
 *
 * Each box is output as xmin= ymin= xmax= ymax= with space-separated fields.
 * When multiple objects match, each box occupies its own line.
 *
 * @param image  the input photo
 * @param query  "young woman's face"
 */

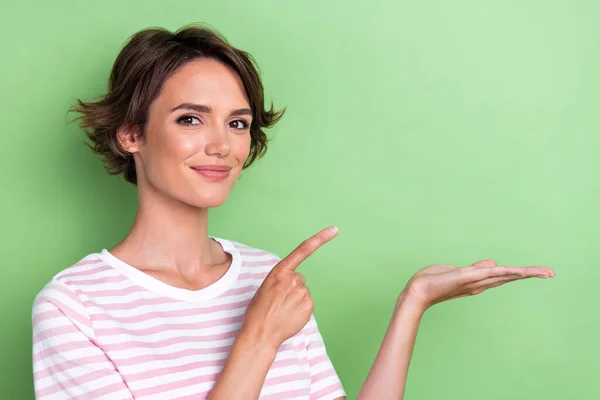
xmin=127 ymin=59 xmax=252 ymax=208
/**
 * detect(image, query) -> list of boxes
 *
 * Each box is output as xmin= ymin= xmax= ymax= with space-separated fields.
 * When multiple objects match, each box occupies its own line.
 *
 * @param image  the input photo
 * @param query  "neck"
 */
xmin=111 ymin=183 xmax=221 ymax=274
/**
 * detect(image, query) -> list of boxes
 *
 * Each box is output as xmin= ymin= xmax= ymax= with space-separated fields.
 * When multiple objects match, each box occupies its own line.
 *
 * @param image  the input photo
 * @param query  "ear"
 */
xmin=117 ymin=125 xmax=142 ymax=154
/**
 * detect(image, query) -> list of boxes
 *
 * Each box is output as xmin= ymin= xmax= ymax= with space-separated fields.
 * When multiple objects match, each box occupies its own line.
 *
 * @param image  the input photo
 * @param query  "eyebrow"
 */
xmin=170 ymin=103 xmax=252 ymax=117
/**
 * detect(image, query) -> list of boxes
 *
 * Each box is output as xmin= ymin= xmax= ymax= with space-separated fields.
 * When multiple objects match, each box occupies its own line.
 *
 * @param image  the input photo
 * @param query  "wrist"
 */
xmin=395 ymin=290 xmax=427 ymax=319
xmin=237 ymin=325 xmax=280 ymax=357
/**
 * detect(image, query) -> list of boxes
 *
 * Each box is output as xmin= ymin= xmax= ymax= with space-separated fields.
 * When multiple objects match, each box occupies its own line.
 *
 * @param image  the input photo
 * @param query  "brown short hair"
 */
xmin=72 ymin=24 xmax=284 ymax=185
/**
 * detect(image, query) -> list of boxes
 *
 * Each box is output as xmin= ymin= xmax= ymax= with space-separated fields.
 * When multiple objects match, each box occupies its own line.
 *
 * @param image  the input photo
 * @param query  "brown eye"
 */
xmin=228 ymin=119 xmax=250 ymax=130
xmin=177 ymin=115 xmax=201 ymax=126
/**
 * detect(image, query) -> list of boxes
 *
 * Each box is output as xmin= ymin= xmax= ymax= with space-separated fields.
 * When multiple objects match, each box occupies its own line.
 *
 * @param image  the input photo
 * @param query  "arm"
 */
xmin=32 ymin=282 xmax=133 ymax=400
xmin=356 ymin=259 xmax=554 ymax=400
xmin=210 ymin=315 xmax=347 ymax=400
xmin=207 ymin=329 xmax=278 ymax=399
xmin=356 ymin=293 xmax=422 ymax=400
xmin=209 ymin=226 xmax=341 ymax=399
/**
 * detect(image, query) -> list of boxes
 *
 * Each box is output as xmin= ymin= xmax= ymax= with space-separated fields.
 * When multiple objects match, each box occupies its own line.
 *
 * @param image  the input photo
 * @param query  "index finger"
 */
xmin=276 ymin=226 xmax=339 ymax=271
xmin=464 ymin=265 xmax=554 ymax=282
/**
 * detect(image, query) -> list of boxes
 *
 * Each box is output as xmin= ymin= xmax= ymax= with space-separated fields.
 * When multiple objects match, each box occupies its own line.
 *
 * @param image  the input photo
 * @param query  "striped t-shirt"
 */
xmin=32 ymin=238 xmax=346 ymax=400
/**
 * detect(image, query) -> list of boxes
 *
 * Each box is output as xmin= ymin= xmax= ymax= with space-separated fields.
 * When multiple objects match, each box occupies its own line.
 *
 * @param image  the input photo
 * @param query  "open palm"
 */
xmin=405 ymin=259 xmax=554 ymax=310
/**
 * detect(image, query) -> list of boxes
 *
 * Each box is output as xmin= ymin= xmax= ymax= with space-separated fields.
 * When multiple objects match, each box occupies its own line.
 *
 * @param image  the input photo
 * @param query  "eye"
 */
xmin=176 ymin=115 xmax=201 ymax=126
xmin=228 ymin=119 xmax=250 ymax=130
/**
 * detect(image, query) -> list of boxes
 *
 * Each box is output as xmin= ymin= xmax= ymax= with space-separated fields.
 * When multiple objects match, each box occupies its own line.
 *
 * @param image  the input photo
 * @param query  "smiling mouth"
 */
xmin=190 ymin=165 xmax=232 ymax=181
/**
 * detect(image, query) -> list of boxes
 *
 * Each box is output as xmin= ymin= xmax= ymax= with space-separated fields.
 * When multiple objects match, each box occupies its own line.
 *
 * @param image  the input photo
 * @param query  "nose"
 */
xmin=204 ymin=126 xmax=231 ymax=158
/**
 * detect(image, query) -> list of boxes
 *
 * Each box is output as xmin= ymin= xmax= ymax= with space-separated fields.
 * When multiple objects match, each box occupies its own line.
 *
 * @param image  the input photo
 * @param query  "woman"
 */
xmin=32 ymin=25 xmax=554 ymax=400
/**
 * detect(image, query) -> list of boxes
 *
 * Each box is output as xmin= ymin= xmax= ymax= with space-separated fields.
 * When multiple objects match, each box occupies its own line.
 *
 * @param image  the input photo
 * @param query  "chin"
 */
xmin=186 ymin=192 xmax=229 ymax=209
xmin=199 ymin=199 xmax=227 ymax=209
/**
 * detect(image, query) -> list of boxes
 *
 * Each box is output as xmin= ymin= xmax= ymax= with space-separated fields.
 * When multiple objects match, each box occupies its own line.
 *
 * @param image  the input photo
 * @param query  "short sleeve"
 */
xmin=301 ymin=315 xmax=346 ymax=400
xmin=32 ymin=281 xmax=133 ymax=400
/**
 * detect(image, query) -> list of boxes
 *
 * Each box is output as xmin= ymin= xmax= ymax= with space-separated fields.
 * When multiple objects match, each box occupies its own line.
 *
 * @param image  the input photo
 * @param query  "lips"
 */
xmin=190 ymin=165 xmax=232 ymax=180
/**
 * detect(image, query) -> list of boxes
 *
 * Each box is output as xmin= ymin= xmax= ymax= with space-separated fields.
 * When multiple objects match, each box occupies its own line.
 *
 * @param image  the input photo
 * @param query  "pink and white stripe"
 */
xmin=32 ymin=238 xmax=345 ymax=399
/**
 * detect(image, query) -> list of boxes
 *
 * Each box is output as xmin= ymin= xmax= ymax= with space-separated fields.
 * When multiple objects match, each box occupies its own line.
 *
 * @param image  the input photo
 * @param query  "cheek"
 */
xmin=233 ymin=134 xmax=252 ymax=164
xmin=155 ymin=130 xmax=198 ymax=160
xmin=141 ymin=126 xmax=199 ymax=183
xmin=178 ymin=136 xmax=200 ymax=155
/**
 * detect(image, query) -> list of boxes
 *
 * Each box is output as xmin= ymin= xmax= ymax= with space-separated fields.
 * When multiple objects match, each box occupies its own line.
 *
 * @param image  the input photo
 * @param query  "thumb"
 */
xmin=472 ymin=259 xmax=497 ymax=268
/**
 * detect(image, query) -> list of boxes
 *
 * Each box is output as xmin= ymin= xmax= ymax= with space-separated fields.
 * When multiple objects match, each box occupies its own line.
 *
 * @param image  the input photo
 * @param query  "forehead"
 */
xmin=156 ymin=58 xmax=250 ymax=109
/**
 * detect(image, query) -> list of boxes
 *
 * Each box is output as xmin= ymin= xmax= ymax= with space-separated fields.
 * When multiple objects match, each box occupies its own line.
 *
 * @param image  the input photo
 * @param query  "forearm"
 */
xmin=357 ymin=292 xmax=425 ymax=400
xmin=208 ymin=329 xmax=278 ymax=399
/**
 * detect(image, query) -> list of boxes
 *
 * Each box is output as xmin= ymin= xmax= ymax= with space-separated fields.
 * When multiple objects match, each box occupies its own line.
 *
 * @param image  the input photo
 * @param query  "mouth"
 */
xmin=190 ymin=165 xmax=232 ymax=181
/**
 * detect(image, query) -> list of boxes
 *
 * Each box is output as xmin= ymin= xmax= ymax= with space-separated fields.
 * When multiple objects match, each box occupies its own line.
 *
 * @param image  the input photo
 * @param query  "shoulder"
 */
xmin=32 ymin=254 xmax=105 ymax=334
xmin=32 ymin=253 xmax=114 ymax=314
xmin=35 ymin=253 xmax=117 ymax=298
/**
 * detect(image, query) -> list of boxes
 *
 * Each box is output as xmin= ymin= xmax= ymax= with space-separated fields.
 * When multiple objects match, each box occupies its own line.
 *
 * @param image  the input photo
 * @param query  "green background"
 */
xmin=1 ymin=0 xmax=598 ymax=398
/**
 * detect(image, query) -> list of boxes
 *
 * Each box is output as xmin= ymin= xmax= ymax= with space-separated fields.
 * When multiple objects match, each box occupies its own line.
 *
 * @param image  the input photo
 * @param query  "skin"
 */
xmin=113 ymin=58 xmax=555 ymax=399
